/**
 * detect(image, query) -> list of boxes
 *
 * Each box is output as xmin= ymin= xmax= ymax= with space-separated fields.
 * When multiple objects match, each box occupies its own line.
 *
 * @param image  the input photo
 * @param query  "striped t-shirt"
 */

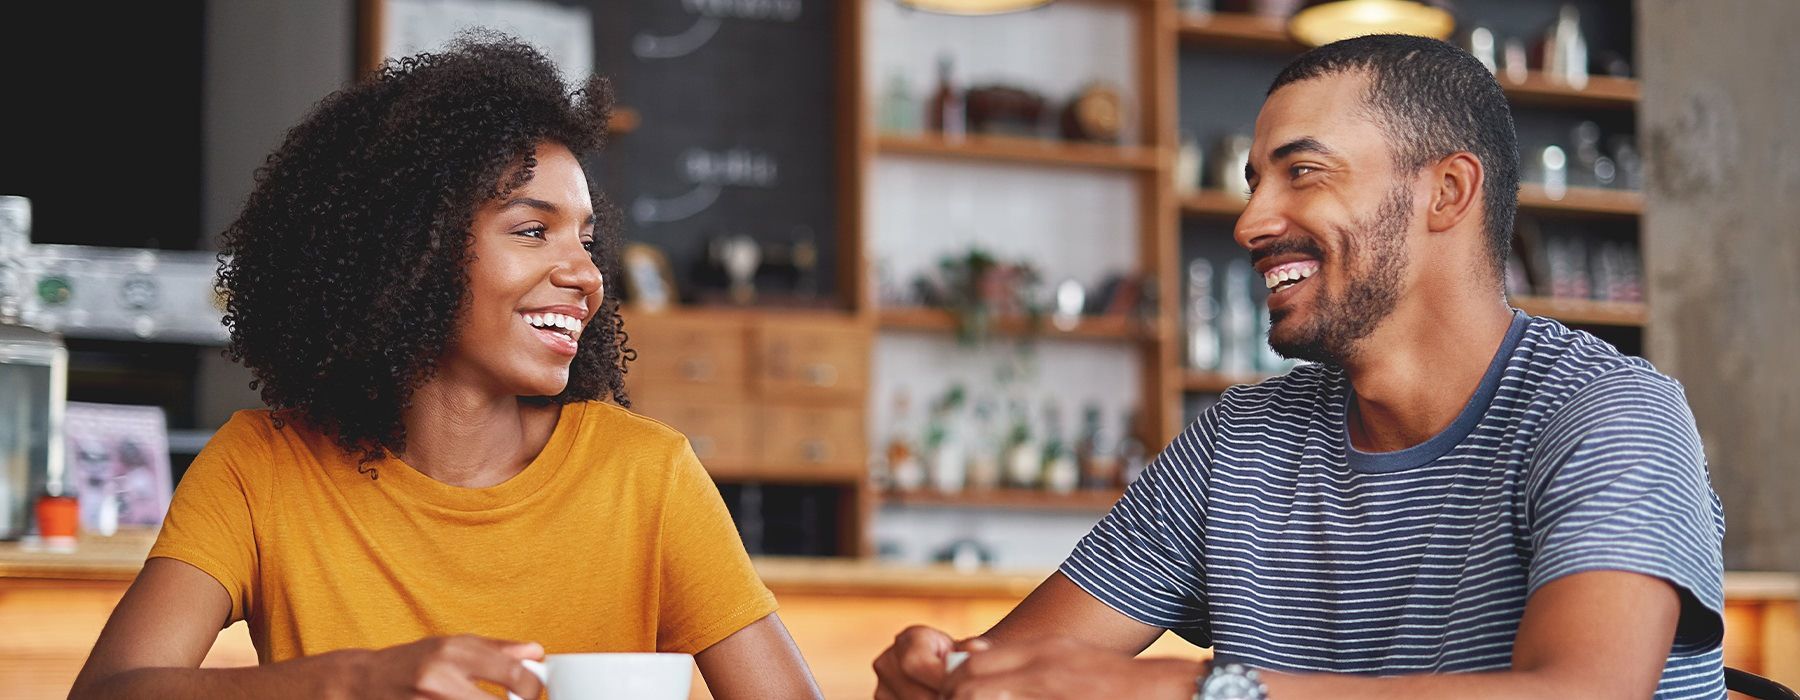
xmin=1062 ymin=311 xmax=1727 ymax=698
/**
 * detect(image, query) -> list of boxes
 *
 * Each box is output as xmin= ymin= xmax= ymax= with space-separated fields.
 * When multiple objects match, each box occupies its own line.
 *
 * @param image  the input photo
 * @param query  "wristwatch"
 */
xmin=1194 ymin=662 xmax=1269 ymax=700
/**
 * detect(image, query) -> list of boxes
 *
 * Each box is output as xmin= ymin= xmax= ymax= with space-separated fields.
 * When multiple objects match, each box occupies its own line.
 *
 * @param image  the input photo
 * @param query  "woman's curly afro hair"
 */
xmin=218 ymin=34 xmax=632 ymax=466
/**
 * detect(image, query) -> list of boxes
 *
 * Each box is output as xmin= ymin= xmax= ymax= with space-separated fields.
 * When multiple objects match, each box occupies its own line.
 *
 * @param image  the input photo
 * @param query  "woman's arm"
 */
xmin=693 ymin=613 xmax=822 ymax=700
xmin=70 ymin=558 xmax=545 ymax=700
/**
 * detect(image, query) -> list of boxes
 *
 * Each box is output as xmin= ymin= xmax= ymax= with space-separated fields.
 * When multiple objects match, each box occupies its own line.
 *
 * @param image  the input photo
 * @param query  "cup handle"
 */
xmin=506 ymin=658 xmax=548 ymax=700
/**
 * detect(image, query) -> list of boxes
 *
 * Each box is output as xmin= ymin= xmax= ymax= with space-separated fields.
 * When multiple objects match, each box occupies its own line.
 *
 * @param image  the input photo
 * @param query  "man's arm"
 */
xmin=944 ymin=570 xmax=1680 ymax=700
xmin=982 ymin=572 xmax=1165 ymax=653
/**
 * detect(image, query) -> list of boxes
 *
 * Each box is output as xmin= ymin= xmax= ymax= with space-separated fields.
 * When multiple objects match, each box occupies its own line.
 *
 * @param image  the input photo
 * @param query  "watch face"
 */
xmin=1203 ymin=665 xmax=1265 ymax=700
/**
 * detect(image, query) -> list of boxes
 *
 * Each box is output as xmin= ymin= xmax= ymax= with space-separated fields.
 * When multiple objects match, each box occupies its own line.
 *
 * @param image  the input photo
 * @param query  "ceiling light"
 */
xmin=1288 ymin=0 xmax=1455 ymax=47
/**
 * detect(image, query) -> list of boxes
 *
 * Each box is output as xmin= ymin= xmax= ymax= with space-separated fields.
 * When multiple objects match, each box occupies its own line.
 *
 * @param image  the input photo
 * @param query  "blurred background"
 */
xmin=1 ymin=0 xmax=1795 ymax=697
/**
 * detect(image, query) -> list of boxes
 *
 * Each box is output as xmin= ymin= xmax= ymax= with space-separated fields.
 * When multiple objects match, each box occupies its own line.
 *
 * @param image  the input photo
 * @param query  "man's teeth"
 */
xmin=524 ymin=312 xmax=582 ymax=337
xmin=1264 ymin=263 xmax=1320 ymax=290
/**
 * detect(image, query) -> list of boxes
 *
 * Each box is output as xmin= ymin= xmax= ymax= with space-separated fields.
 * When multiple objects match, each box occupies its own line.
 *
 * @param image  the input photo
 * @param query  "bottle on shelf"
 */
xmin=1076 ymin=403 xmax=1121 ymax=490
xmin=1041 ymin=401 xmax=1079 ymax=495
xmin=879 ymin=70 xmax=919 ymax=135
xmin=927 ymin=53 xmax=966 ymax=140
xmin=1218 ymin=259 xmax=1257 ymax=375
xmin=966 ymin=398 xmax=1004 ymax=491
xmin=1186 ymin=258 xmax=1221 ymax=371
xmin=1003 ymin=399 xmax=1041 ymax=489
xmin=925 ymin=385 xmax=968 ymax=494
xmin=885 ymin=390 xmax=926 ymax=493
xmin=1117 ymin=409 xmax=1150 ymax=488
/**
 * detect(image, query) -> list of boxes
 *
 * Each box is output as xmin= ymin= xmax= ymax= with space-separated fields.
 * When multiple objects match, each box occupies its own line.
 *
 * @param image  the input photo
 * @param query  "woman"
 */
xmin=71 ymin=36 xmax=821 ymax=700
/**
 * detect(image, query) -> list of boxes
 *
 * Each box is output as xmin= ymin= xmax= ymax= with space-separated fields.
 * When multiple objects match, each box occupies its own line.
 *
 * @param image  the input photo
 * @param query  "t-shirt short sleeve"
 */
xmin=653 ymin=438 xmax=778 ymax=654
xmin=1060 ymin=405 xmax=1217 ymax=644
xmin=147 ymin=411 xmax=267 ymax=623
xmin=1527 ymin=368 xmax=1727 ymax=653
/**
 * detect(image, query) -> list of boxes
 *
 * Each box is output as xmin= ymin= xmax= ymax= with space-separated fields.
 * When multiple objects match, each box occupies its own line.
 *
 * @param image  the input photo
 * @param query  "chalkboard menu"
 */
xmin=589 ymin=0 xmax=839 ymax=304
xmin=373 ymin=0 xmax=839 ymax=304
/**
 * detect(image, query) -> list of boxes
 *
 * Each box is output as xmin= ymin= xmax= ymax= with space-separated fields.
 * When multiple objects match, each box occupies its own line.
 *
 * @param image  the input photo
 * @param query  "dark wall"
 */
xmin=0 ymin=3 xmax=206 ymax=250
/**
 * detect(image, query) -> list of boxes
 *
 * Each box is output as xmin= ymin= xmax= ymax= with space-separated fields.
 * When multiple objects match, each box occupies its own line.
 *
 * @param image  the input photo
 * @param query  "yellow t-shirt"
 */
xmin=148 ymin=400 xmax=776 ymax=663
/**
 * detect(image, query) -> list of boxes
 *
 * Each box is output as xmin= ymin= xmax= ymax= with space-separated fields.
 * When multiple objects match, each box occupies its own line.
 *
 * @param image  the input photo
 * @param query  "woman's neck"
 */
xmin=397 ymin=379 xmax=558 ymax=488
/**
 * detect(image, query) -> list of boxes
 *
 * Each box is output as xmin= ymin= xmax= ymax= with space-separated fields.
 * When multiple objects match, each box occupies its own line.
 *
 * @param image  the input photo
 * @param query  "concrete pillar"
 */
xmin=1640 ymin=0 xmax=1800 ymax=571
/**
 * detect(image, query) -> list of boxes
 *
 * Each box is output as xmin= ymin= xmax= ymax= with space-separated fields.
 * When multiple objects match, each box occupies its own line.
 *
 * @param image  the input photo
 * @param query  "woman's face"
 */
xmin=440 ymin=142 xmax=603 ymax=398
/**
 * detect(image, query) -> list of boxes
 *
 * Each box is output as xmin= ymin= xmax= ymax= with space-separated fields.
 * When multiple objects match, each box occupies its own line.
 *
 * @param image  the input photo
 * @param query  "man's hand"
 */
xmin=941 ymin=637 xmax=1202 ymax=700
xmin=873 ymin=626 xmax=1001 ymax=700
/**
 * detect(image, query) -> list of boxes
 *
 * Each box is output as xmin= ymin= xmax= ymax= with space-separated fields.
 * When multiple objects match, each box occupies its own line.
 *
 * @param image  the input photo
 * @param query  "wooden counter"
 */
xmin=4 ymin=532 xmax=1796 ymax=699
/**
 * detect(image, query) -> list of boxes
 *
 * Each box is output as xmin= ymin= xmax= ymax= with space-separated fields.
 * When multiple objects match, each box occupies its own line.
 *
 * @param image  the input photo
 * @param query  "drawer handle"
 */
xmin=679 ymin=358 xmax=714 ymax=382
xmin=802 ymin=363 xmax=838 ymax=387
xmin=801 ymin=440 xmax=830 ymax=463
xmin=691 ymin=435 xmax=715 ymax=459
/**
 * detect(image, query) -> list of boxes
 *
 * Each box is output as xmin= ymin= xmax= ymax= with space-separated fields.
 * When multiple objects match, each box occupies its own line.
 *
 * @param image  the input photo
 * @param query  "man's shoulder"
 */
xmin=1510 ymin=315 xmax=1687 ymax=421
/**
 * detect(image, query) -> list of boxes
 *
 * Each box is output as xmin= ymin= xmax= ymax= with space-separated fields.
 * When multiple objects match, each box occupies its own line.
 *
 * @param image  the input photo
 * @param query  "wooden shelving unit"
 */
xmin=1518 ymin=184 xmax=1643 ymax=217
xmin=881 ymin=488 xmax=1125 ymax=513
xmin=1175 ymin=13 xmax=1301 ymax=52
xmin=1510 ymin=296 xmax=1647 ymax=327
xmin=1183 ymin=370 xmax=1269 ymax=394
xmin=1184 ymin=185 xmax=1643 ymax=219
xmin=874 ymin=133 xmax=1160 ymax=172
xmin=877 ymin=307 xmax=1154 ymax=343
xmin=1174 ymin=13 xmax=1641 ymax=110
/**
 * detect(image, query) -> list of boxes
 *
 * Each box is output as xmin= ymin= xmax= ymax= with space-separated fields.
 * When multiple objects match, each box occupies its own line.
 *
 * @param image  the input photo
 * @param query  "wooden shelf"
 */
xmin=1511 ymin=296 xmax=1647 ymax=327
xmin=878 ymin=307 xmax=1152 ymax=342
xmin=1175 ymin=13 xmax=1639 ymax=110
xmin=875 ymin=133 xmax=1159 ymax=172
xmin=1501 ymin=74 xmax=1639 ymax=110
xmin=1175 ymin=12 xmax=1302 ymax=52
xmin=881 ymin=488 xmax=1124 ymax=512
xmin=1182 ymin=186 xmax=1640 ymax=219
xmin=1179 ymin=189 xmax=1248 ymax=218
xmin=1183 ymin=370 xmax=1268 ymax=393
xmin=1519 ymin=184 xmax=1643 ymax=217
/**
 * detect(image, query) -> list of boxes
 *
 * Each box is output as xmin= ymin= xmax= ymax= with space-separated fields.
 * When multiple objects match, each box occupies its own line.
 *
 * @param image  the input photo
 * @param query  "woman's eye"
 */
xmin=513 ymin=226 xmax=548 ymax=240
xmin=581 ymin=238 xmax=596 ymax=252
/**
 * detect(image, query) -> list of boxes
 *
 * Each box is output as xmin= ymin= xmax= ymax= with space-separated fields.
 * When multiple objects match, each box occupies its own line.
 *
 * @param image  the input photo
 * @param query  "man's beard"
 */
xmin=1267 ymin=183 xmax=1412 ymax=366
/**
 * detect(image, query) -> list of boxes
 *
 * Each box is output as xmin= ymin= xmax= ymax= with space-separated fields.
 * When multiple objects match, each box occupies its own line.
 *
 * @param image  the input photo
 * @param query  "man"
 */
xmin=873 ymin=35 xmax=1725 ymax=700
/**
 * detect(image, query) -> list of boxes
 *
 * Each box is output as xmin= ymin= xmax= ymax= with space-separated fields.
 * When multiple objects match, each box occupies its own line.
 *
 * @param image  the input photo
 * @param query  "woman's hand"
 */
xmin=336 ymin=635 xmax=545 ymax=700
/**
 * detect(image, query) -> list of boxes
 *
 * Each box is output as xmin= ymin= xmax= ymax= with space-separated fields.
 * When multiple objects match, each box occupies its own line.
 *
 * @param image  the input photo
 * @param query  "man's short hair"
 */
xmin=1269 ymin=34 xmax=1520 ymax=276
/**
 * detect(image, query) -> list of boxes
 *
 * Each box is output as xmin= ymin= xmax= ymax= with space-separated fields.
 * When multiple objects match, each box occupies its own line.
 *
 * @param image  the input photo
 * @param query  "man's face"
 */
xmin=1239 ymin=72 xmax=1418 ymax=366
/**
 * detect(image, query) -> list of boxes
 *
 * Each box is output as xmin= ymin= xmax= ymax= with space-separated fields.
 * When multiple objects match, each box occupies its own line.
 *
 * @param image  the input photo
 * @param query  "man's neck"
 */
xmin=397 ymin=376 xmax=556 ymax=488
xmin=1341 ymin=289 xmax=1515 ymax=453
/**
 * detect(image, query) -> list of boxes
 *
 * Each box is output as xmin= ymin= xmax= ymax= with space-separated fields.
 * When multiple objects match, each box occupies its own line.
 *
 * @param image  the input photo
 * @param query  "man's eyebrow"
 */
xmin=1271 ymin=136 xmax=1336 ymax=162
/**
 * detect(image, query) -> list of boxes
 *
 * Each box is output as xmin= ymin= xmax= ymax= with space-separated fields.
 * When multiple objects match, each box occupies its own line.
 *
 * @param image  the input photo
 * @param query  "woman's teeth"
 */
xmin=1264 ymin=262 xmax=1320 ymax=292
xmin=523 ymin=312 xmax=582 ymax=338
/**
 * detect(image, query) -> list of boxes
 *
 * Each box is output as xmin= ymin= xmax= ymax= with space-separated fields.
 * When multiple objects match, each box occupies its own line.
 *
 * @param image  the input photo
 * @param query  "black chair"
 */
xmin=1727 ymin=667 xmax=1800 ymax=700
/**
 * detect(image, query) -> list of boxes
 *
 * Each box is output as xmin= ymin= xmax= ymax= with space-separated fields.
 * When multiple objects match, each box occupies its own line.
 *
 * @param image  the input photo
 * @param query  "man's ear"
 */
xmin=1426 ymin=151 xmax=1484 ymax=234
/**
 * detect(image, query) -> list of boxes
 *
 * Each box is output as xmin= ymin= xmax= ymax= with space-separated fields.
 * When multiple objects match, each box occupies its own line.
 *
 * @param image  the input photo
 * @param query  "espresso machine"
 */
xmin=2 ymin=195 xmax=235 ymax=538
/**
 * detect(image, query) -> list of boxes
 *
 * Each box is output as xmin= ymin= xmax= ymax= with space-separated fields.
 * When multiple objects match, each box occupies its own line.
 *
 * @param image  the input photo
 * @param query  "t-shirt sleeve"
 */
xmin=146 ymin=412 xmax=266 ymax=624
xmin=1527 ymin=367 xmax=1727 ymax=653
xmin=1060 ymin=402 xmax=1217 ymax=644
xmin=654 ymin=438 xmax=779 ymax=654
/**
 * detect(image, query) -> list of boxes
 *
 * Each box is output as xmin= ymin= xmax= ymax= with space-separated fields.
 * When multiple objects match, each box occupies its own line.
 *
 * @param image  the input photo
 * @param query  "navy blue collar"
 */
xmin=1343 ymin=311 xmax=1529 ymax=473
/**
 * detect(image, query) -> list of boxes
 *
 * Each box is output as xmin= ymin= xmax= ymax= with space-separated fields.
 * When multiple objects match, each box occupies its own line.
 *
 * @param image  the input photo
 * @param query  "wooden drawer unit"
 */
xmin=629 ymin=396 xmax=756 ymax=475
xmin=624 ymin=314 xmax=750 ymax=400
xmin=759 ymin=406 xmax=865 ymax=479
xmin=753 ymin=317 xmax=870 ymax=402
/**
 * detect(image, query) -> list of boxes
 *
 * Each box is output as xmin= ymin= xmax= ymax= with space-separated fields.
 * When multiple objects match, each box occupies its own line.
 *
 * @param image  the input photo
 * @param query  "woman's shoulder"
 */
xmin=570 ymin=400 xmax=690 ymax=454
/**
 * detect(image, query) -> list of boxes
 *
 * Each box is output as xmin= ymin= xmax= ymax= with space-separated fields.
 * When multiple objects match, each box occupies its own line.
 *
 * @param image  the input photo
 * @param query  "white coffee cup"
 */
xmin=506 ymin=653 xmax=693 ymax=700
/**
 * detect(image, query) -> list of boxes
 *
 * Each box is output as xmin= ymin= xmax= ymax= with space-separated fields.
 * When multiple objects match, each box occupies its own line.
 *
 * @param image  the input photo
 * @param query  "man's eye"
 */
xmin=1290 ymin=165 xmax=1318 ymax=179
